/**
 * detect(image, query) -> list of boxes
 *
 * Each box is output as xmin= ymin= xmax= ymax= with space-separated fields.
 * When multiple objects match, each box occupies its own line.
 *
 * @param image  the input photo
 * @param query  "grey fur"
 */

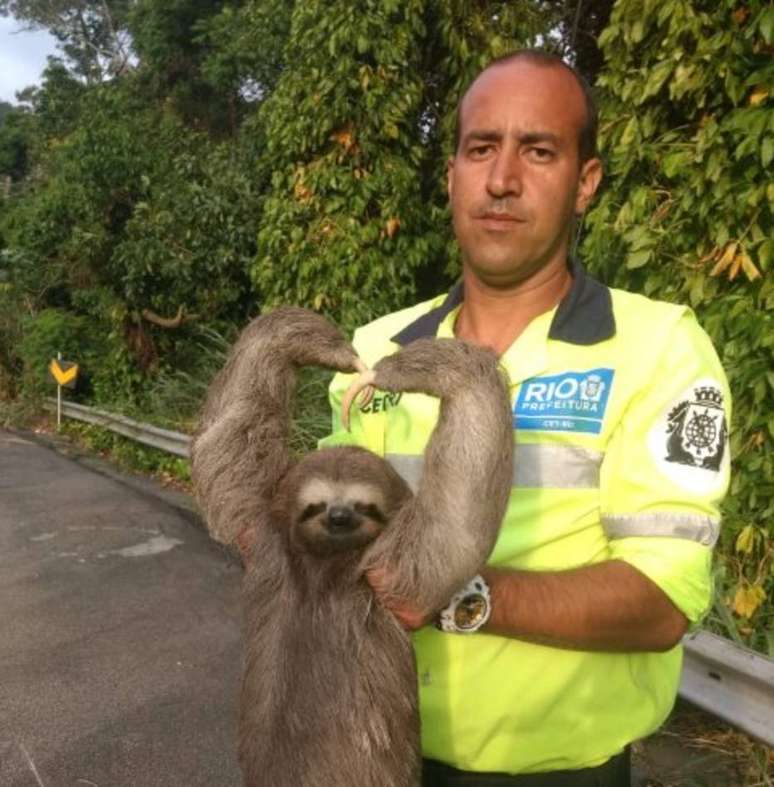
xmin=190 ymin=306 xmax=513 ymax=787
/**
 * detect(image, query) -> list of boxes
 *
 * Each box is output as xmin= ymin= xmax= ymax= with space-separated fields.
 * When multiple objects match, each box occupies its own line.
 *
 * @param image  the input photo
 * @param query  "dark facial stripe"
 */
xmin=354 ymin=503 xmax=386 ymax=525
xmin=300 ymin=502 xmax=327 ymax=522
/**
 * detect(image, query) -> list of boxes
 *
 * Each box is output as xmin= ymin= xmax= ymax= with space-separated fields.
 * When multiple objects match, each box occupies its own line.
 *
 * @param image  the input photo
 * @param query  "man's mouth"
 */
xmin=475 ymin=212 xmax=526 ymax=228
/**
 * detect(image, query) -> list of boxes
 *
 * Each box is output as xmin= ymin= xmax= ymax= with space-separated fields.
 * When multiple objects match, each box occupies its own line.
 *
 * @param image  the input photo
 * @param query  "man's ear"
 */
xmin=575 ymin=157 xmax=602 ymax=215
xmin=446 ymin=156 xmax=455 ymax=200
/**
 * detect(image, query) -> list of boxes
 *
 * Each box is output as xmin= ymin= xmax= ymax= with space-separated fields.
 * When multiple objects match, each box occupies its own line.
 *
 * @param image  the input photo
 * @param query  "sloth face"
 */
xmin=291 ymin=477 xmax=389 ymax=556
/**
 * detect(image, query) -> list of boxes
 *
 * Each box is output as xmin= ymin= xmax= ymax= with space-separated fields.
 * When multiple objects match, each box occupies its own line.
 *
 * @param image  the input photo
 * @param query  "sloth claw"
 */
xmin=342 ymin=369 xmax=377 ymax=431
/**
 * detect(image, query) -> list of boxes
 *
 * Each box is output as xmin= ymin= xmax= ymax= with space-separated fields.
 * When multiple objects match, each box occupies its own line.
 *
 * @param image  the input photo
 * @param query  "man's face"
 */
xmin=447 ymin=60 xmax=601 ymax=288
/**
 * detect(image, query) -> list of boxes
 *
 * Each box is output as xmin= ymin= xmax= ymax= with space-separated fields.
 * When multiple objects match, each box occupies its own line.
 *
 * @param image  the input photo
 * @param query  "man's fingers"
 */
xmin=366 ymin=568 xmax=429 ymax=631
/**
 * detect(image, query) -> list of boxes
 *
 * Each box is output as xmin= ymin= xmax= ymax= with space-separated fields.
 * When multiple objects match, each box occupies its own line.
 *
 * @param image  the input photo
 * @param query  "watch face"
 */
xmin=454 ymin=593 xmax=487 ymax=631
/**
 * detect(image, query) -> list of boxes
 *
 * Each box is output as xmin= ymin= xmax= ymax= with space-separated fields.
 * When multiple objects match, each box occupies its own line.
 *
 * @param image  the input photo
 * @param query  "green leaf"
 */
xmin=619 ymin=117 xmax=638 ymax=148
xmin=759 ymin=7 xmax=774 ymax=45
xmin=626 ymin=249 xmax=652 ymax=269
xmin=762 ymin=136 xmax=774 ymax=168
xmin=641 ymin=61 xmax=673 ymax=103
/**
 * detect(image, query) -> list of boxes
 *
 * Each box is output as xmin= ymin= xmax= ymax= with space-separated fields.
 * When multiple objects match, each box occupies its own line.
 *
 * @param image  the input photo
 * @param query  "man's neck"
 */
xmin=454 ymin=259 xmax=572 ymax=356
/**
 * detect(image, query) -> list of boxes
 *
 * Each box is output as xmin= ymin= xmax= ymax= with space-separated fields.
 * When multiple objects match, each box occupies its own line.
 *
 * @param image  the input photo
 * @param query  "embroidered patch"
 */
xmin=648 ymin=378 xmax=729 ymax=493
xmin=666 ymin=386 xmax=727 ymax=470
xmin=513 ymin=368 xmax=614 ymax=434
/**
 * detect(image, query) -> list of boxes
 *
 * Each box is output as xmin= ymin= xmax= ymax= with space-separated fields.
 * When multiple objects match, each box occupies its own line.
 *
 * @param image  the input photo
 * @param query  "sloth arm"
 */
xmin=354 ymin=338 xmax=514 ymax=618
xmin=192 ymin=307 xmax=363 ymax=547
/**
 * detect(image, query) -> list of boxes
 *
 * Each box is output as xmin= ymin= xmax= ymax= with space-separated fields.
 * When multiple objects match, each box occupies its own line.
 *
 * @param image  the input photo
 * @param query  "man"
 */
xmin=321 ymin=49 xmax=730 ymax=786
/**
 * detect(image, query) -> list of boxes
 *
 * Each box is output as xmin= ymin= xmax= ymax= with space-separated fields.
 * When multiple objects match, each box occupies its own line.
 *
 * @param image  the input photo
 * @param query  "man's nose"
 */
xmin=486 ymin=149 xmax=522 ymax=198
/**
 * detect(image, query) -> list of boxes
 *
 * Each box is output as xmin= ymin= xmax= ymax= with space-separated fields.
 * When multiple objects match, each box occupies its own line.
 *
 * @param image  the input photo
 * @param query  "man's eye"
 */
xmin=529 ymin=147 xmax=554 ymax=161
xmin=469 ymin=144 xmax=493 ymax=158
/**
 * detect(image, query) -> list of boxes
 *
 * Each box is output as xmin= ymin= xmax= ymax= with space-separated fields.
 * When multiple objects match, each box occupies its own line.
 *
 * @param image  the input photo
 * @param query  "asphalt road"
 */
xmin=0 ymin=429 xmax=243 ymax=787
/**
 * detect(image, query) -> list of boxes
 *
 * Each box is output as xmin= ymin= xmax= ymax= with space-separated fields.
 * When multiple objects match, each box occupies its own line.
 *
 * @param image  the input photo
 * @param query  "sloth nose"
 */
xmin=327 ymin=506 xmax=357 ymax=532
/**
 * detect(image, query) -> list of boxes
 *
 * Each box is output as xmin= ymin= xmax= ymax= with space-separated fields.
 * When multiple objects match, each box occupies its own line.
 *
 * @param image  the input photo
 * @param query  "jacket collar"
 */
xmin=391 ymin=259 xmax=615 ymax=347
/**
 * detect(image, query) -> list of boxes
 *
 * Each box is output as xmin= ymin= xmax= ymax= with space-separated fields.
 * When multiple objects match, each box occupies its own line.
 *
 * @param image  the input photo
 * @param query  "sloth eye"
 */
xmin=300 ymin=502 xmax=327 ymax=522
xmin=354 ymin=503 xmax=386 ymax=524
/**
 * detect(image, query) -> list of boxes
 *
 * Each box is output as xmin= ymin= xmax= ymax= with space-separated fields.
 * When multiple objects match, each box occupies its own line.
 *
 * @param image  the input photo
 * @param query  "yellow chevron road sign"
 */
xmin=49 ymin=358 xmax=79 ymax=389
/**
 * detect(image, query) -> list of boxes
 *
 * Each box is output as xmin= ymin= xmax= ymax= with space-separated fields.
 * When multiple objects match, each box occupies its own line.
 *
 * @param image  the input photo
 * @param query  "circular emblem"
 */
xmin=684 ymin=412 xmax=717 ymax=450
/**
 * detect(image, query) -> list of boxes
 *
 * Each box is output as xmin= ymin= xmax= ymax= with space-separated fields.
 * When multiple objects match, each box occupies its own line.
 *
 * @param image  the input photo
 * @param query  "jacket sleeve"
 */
xmin=599 ymin=310 xmax=731 ymax=624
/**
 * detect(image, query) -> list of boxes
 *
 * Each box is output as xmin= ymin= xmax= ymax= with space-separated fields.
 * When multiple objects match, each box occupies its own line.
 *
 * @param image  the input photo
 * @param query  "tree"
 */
xmin=15 ymin=59 xmax=86 ymax=140
xmin=127 ymin=0 xmax=234 ymax=131
xmin=199 ymin=0 xmax=292 ymax=104
xmin=0 ymin=0 xmax=133 ymax=82
xmin=253 ymin=0 xmax=445 ymax=329
xmin=0 ymin=105 xmax=30 ymax=180
xmin=583 ymin=0 xmax=773 ymax=651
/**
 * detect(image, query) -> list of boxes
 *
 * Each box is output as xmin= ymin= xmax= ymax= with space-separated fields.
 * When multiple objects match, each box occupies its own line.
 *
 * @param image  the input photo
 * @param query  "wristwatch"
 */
xmin=437 ymin=574 xmax=491 ymax=634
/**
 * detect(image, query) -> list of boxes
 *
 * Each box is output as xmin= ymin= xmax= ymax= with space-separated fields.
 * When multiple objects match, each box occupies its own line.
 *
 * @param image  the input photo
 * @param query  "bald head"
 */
xmin=455 ymin=50 xmax=598 ymax=164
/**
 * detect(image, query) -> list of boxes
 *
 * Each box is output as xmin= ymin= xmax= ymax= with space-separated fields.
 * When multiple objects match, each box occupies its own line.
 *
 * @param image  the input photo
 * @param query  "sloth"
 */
xmin=190 ymin=306 xmax=513 ymax=787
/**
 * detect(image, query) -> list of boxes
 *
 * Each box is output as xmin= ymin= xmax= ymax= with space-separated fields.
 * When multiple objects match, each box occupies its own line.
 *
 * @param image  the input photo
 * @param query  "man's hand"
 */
xmin=366 ymin=567 xmax=433 ymax=631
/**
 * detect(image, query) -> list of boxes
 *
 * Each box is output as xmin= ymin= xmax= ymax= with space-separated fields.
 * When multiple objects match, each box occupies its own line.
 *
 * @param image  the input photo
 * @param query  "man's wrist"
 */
xmin=436 ymin=574 xmax=491 ymax=633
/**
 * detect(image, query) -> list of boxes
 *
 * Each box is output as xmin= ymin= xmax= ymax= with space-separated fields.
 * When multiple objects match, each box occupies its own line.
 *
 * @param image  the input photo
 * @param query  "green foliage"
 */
xmin=585 ymin=0 xmax=773 ymax=649
xmin=61 ymin=420 xmax=191 ymax=483
xmin=113 ymin=136 xmax=261 ymax=324
xmin=16 ymin=308 xmax=106 ymax=396
xmin=144 ymin=325 xmax=233 ymax=430
xmin=1 ymin=79 xmax=260 ymax=385
xmin=0 ymin=105 xmax=30 ymax=180
xmin=17 ymin=60 xmax=86 ymax=140
xmin=128 ymin=0 xmax=234 ymax=131
xmin=89 ymin=345 xmax=148 ymax=409
xmin=143 ymin=325 xmax=331 ymax=453
xmin=291 ymin=367 xmax=338 ymax=455
xmin=200 ymin=0 xmax=292 ymax=102
xmin=254 ymin=0 xmax=443 ymax=329
xmin=0 ymin=284 xmax=24 ymax=399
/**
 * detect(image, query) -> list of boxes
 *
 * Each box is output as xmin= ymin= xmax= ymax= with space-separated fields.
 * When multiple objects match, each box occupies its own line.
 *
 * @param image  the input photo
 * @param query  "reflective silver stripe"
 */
xmin=513 ymin=444 xmax=602 ymax=489
xmin=385 ymin=444 xmax=602 ymax=492
xmin=602 ymin=513 xmax=720 ymax=546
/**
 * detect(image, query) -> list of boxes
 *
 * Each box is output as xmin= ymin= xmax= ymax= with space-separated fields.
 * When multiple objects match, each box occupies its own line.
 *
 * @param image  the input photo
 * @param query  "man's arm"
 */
xmin=481 ymin=560 xmax=687 ymax=652
xmin=371 ymin=559 xmax=688 ymax=652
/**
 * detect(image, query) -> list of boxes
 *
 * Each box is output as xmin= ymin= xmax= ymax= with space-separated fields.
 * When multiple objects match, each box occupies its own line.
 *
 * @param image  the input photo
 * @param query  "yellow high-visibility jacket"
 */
xmin=320 ymin=263 xmax=731 ymax=775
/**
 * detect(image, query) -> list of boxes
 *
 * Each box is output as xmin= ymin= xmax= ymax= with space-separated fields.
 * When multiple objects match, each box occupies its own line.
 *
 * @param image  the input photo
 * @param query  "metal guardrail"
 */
xmin=682 ymin=630 xmax=774 ymax=746
xmin=43 ymin=398 xmax=774 ymax=746
xmin=45 ymin=398 xmax=190 ymax=457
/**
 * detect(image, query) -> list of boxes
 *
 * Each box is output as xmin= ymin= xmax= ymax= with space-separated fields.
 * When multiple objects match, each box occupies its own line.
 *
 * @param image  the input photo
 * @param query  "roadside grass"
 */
xmin=636 ymin=701 xmax=773 ymax=787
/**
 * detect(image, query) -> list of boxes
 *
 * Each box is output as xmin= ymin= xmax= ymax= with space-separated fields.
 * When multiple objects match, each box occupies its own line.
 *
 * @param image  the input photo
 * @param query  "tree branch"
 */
xmin=141 ymin=306 xmax=199 ymax=329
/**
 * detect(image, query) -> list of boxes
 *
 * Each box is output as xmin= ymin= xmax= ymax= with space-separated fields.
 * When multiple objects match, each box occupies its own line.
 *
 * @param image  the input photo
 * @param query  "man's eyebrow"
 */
xmin=461 ymin=129 xmax=562 ymax=147
xmin=518 ymin=131 xmax=561 ymax=147
xmin=462 ymin=129 xmax=502 ymax=145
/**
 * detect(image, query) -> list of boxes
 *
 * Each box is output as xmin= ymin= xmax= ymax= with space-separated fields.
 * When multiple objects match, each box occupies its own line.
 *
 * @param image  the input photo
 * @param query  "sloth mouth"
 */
xmin=298 ymin=520 xmax=381 ymax=556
